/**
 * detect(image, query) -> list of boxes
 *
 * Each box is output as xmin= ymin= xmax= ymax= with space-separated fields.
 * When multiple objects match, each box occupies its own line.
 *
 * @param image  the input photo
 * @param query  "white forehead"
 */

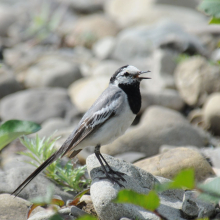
xmin=120 ymin=65 xmax=140 ymax=75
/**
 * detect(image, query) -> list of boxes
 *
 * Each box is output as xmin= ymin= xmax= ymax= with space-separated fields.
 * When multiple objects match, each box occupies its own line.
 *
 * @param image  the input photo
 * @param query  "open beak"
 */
xmin=136 ymin=70 xmax=151 ymax=80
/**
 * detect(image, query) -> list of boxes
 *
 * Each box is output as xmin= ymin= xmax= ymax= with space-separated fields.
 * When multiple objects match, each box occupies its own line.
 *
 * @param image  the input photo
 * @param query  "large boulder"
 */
xmin=134 ymin=147 xmax=215 ymax=182
xmin=102 ymin=106 xmax=208 ymax=157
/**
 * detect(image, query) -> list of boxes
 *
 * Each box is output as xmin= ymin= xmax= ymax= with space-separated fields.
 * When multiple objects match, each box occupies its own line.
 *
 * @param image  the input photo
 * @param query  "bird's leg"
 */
xmin=94 ymin=145 xmax=125 ymax=187
xmin=99 ymin=153 xmax=126 ymax=181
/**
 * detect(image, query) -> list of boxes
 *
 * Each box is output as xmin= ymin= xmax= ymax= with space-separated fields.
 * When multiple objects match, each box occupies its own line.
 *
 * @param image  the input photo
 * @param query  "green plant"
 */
xmin=19 ymin=134 xmax=91 ymax=192
xmin=26 ymin=2 xmax=63 ymax=42
xmin=198 ymin=0 xmax=220 ymax=24
xmin=0 ymin=120 xmax=41 ymax=151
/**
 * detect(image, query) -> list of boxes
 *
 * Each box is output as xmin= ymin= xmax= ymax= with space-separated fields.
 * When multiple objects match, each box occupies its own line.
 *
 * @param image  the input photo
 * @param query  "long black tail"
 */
xmin=11 ymin=153 xmax=57 ymax=197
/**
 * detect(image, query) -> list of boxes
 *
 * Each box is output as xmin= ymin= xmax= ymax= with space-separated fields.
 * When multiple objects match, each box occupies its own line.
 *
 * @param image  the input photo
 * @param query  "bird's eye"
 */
xmin=124 ymin=72 xmax=129 ymax=77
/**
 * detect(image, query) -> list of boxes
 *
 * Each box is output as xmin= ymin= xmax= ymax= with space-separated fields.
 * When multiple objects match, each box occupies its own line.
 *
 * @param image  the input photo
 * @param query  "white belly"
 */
xmin=78 ymin=99 xmax=136 ymax=148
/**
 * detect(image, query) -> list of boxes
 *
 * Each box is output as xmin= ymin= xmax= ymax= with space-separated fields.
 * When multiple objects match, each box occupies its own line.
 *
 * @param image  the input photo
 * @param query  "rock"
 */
xmin=91 ymin=60 xmax=124 ymax=77
xmin=0 ymin=88 xmax=75 ymax=124
xmin=111 ymin=20 xmax=207 ymax=62
xmin=155 ymin=0 xmax=199 ymax=9
xmin=65 ymin=14 xmax=119 ymax=48
xmin=0 ymin=4 xmax=17 ymax=36
xmin=79 ymin=195 xmax=97 ymax=216
xmin=0 ymin=193 xmax=44 ymax=220
xmin=0 ymin=167 xmax=74 ymax=201
xmin=105 ymin=0 xmax=207 ymax=28
xmin=203 ymin=93 xmax=220 ymax=135
xmin=70 ymin=206 xmax=88 ymax=218
xmin=92 ymin=37 xmax=116 ymax=60
xmin=182 ymin=191 xmax=216 ymax=218
xmin=87 ymin=154 xmax=185 ymax=220
xmin=142 ymin=49 xmax=177 ymax=92
xmin=201 ymin=147 xmax=220 ymax=168
xmin=141 ymin=89 xmax=185 ymax=112
xmin=102 ymin=106 xmax=208 ymax=157
xmin=115 ymin=152 xmax=146 ymax=163
xmin=36 ymin=118 xmax=70 ymax=138
xmin=59 ymin=0 xmax=105 ymax=13
xmin=68 ymin=76 xmax=109 ymax=112
xmin=28 ymin=207 xmax=75 ymax=220
xmin=0 ymin=65 xmax=21 ymax=99
xmin=134 ymin=147 xmax=215 ymax=182
xmin=24 ymin=54 xmax=82 ymax=88
xmin=174 ymin=57 xmax=220 ymax=106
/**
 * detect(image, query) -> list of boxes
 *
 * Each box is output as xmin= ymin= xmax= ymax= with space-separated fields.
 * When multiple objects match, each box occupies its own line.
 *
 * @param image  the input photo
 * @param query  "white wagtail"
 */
xmin=12 ymin=65 xmax=150 ymax=196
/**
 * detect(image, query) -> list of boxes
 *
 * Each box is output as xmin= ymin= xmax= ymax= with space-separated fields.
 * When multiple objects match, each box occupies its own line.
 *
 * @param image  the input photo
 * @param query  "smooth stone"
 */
xmin=0 ymin=88 xmax=75 ymax=124
xmin=0 ymin=65 xmax=21 ymax=99
xmin=114 ymin=152 xmax=146 ymax=163
xmin=70 ymin=206 xmax=88 ymax=218
xmin=102 ymin=106 xmax=208 ymax=157
xmin=92 ymin=37 xmax=116 ymax=60
xmin=0 ymin=167 xmax=75 ymax=201
xmin=68 ymin=76 xmax=109 ymax=112
xmin=203 ymin=93 xmax=220 ymax=135
xmin=24 ymin=54 xmax=82 ymax=88
xmin=182 ymin=191 xmax=216 ymax=218
xmin=134 ymin=147 xmax=215 ymax=182
xmin=0 ymin=193 xmax=44 ymax=220
xmin=87 ymin=154 xmax=185 ymax=220
xmin=201 ymin=147 xmax=220 ymax=168
xmin=175 ymin=57 xmax=220 ymax=106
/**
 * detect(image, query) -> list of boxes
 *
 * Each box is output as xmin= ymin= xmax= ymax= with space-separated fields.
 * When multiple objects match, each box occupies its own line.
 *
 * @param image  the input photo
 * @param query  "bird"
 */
xmin=12 ymin=65 xmax=150 ymax=196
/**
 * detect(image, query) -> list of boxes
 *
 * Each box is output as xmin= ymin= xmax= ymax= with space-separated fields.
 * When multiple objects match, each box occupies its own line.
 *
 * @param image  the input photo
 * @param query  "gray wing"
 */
xmin=60 ymin=85 xmax=124 ymax=156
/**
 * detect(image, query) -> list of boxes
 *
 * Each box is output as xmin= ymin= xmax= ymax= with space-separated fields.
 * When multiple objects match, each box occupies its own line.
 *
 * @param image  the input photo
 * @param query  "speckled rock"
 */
xmin=87 ymin=154 xmax=185 ymax=220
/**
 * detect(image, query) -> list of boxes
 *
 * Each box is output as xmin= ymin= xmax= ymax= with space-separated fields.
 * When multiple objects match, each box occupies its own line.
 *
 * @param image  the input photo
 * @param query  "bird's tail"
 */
xmin=11 ymin=153 xmax=57 ymax=197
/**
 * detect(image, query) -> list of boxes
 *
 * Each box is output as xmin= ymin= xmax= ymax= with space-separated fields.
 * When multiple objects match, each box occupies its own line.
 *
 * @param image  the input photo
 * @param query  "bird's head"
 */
xmin=110 ymin=65 xmax=150 ymax=86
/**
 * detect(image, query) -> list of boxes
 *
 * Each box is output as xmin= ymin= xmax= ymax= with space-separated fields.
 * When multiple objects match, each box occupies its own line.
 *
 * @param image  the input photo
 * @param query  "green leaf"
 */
xmin=76 ymin=215 xmax=97 ymax=220
xmin=155 ymin=169 xmax=195 ymax=192
xmin=209 ymin=16 xmax=220 ymax=24
xmin=197 ymin=177 xmax=220 ymax=203
xmin=49 ymin=213 xmax=64 ymax=220
xmin=198 ymin=0 xmax=220 ymax=18
xmin=0 ymin=120 xmax=41 ymax=151
xmin=113 ymin=190 xmax=160 ymax=211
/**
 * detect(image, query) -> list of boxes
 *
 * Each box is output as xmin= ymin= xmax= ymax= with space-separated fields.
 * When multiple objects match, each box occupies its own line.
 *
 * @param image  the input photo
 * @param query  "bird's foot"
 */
xmin=98 ymin=174 xmax=125 ymax=188
xmin=107 ymin=169 xmax=126 ymax=182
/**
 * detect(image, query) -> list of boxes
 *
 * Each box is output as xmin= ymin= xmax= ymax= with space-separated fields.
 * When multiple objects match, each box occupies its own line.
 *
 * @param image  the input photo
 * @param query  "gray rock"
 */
xmin=0 ymin=193 xmax=45 ymax=220
xmin=24 ymin=54 xmax=82 ymax=88
xmin=36 ymin=117 xmax=70 ymax=138
xmin=0 ymin=4 xmax=17 ymax=36
xmin=91 ymin=60 xmax=124 ymax=77
xmin=105 ymin=0 xmax=207 ymax=28
xmin=87 ymin=154 xmax=185 ymax=220
xmin=71 ymin=206 xmax=88 ymax=218
xmin=201 ymin=147 xmax=220 ymax=169
xmin=175 ymin=57 xmax=220 ymax=106
xmin=115 ymin=152 xmax=146 ymax=163
xmin=182 ymin=191 xmax=216 ymax=218
xmin=92 ymin=37 xmax=116 ymax=60
xmin=112 ymin=20 xmax=207 ymax=62
xmin=203 ymin=93 xmax=220 ymax=135
xmin=0 ymin=65 xmax=21 ymax=99
xmin=102 ymin=106 xmax=208 ymax=157
xmin=155 ymin=0 xmax=199 ymax=9
xmin=0 ymin=88 xmax=75 ymax=124
xmin=0 ymin=166 xmax=74 ymax=201
xmin=141 ymin=89 xmax=185 ymax=113
xmin=60 ymin=0 xmax=105 ymax=13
